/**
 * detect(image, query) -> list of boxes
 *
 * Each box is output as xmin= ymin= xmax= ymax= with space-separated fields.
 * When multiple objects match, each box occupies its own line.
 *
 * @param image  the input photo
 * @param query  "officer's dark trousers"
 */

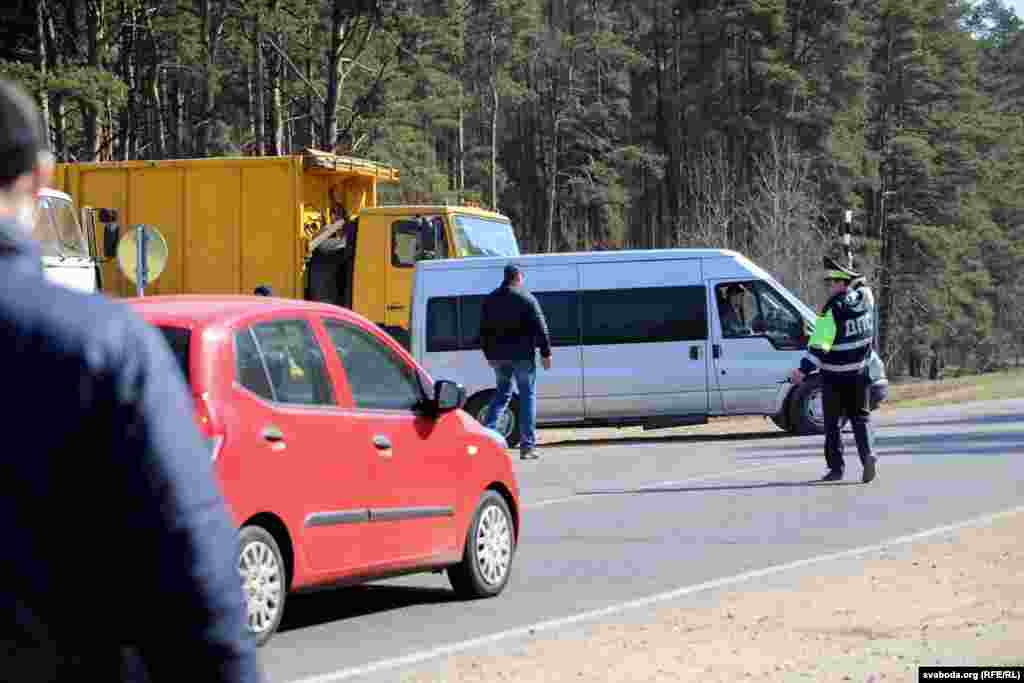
xmin=822 ymin=371 xmax=874 ymax=472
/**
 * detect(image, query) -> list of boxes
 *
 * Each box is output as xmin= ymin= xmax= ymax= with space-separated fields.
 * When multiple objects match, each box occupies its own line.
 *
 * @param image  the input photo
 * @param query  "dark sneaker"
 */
xmin=862 ymin=456 xmax=877 ymax=483
xmin=820 ymin=469 xmax=844 ymax=482
xmin=520 ymin=448 xmax=539 ymax=460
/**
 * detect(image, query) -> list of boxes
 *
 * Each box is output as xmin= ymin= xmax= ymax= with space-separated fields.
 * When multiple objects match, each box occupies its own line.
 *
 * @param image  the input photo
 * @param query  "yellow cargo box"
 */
xmin=53 ymin=150 xmax=400 ymax=300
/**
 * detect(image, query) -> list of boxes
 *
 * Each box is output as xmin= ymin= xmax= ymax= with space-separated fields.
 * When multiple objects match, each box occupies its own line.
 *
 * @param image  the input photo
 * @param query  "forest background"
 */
xmin=2 ymin=0 xmax=1022 ymax=377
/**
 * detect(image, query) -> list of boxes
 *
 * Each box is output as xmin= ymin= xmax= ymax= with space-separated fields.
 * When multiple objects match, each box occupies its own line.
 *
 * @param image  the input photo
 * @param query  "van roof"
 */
xmin=414 ymin=248 xmax=746 ymax=271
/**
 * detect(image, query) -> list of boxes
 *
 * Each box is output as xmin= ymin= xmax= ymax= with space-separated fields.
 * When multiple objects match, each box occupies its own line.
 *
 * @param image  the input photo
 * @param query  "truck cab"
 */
xmin=305 ymin=204 xmax=519 ymax=348
xmin=32 ymin=188 xmax=103 ymax=293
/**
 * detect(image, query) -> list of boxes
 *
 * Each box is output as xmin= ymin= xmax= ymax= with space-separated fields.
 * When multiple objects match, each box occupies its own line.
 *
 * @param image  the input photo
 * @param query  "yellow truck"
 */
xmin=54 ymin=149 xmax=520 ymax=346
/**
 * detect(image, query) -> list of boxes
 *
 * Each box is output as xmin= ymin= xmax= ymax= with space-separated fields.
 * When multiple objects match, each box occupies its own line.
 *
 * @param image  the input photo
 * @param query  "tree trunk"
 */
xmin=324 ymin=3 xmax=346 ymax=150
xmin=489 ymin=27 xmax=498 ymax=211
xmin=306 ymin=25 xmax=315 ymax=148
xmin=269 ymin=1 xmax=284 ymax=155
xmin=36 ymin=0 xmax=53 ymax=150
xmin=120 ymin=0 xmax=137 ymax=160
xmin=84 ymin=0 xmax=102 ymax=160
xmin=254 ymin=26 xmax=266 ymax=156
xmin=43 ymin=4 xmax=66 ymax=158
xmin=455 ymin=104 xmax=465 ymax=201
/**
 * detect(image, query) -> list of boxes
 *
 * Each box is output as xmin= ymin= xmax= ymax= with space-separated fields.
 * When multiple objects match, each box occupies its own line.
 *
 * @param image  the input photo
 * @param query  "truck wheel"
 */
xmin=448 ymin=491 xmax=516 ymax=599
xmin=787 ymin=373 xmax=826 ymax=435
xmin=238 ymin=525 xmax=287 ymax=647
xmin=465 ymin=391 xmax=520 ymax=449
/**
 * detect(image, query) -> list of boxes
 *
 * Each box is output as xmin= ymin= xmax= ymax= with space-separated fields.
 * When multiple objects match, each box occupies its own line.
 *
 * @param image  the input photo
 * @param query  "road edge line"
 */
xmin=286 ymin=504 xmax=1024 ymax=683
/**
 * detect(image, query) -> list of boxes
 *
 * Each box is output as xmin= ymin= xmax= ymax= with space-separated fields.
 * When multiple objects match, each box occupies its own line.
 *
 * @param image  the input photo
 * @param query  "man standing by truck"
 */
xmin=479 ymin=264 xmax=552 ymax=460
xmin=790 ymin=256 xmax=878 ymax=484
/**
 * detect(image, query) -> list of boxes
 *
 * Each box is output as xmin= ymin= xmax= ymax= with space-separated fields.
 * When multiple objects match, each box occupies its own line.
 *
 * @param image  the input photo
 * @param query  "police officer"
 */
xmin=790 ymin=256 xmax=878 ymax=483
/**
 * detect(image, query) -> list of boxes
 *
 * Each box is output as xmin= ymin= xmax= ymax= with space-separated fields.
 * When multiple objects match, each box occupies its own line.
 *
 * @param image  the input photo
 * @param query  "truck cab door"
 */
xmin=385 ymin=216 xmax=448 ymax=349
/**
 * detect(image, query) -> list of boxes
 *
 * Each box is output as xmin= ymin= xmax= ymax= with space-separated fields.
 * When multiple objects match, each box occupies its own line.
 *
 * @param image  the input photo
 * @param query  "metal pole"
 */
xmin=843 ymin=209 xmax=853 ymax=268
xmin=136 ymin=225 xmax=147 ymax=297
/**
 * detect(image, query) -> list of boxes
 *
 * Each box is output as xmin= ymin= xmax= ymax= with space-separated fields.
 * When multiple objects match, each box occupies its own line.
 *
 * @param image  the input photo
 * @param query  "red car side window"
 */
xmin=323 ymin=320 xmax=422 ymax=410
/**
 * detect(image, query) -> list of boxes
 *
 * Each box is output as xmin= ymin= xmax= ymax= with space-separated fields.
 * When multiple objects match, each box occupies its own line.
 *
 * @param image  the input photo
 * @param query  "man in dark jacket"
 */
xmin=0 ymin=79 xmax=263 ymax=682
xmin=479 ymin=264 xmax=552 ymax=459
xmin=790 ymin=256 xmax=878 ymax=484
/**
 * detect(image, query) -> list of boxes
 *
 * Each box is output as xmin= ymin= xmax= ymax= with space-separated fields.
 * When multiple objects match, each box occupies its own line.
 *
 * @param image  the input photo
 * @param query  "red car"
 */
xmin=129 ymin=295 xmax=520 ymax=646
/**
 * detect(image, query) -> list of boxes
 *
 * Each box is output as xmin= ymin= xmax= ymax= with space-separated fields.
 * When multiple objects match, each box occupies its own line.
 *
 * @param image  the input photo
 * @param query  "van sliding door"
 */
xmin=579 ymin=261 xmax=710 ymax=419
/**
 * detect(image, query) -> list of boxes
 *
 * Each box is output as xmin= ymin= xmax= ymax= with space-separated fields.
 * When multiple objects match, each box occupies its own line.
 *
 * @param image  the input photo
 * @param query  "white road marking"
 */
xmin=284 ymin=504 xmax=1024 ymax=683
xmin=523 ymin=458 xmax=820 ymax=509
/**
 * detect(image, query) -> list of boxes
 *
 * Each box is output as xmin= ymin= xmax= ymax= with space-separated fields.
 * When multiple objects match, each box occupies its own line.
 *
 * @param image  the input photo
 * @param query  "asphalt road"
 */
xmin=260 ymin=398 xmax=1024 ymax=683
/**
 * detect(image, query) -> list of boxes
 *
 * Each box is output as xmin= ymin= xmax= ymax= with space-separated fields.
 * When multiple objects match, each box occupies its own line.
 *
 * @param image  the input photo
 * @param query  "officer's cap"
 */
xmin=823 ymin=256 xmax=861 ymax=282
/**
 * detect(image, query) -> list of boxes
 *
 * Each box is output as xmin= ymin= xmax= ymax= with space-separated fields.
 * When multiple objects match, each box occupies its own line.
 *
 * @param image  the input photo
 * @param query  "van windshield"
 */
xmin=157 ymin=326 xmax=191 ymax=386
xmin=451 ymin=215 xmax=520 ymax=257
xmin=33 ymin=195 xmax=90 ymax=258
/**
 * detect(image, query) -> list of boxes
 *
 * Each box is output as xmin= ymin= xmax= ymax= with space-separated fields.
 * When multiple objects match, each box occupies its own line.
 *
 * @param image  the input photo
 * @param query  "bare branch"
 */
xmin=261 ymin=35 xmax=326 ymax=104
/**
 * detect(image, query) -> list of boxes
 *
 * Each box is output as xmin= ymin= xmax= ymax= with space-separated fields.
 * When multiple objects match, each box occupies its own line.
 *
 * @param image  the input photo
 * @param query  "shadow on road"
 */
xmin=575 ymin=479 xmax=861 ymax=496
xmin=540 ymin=429 xmax=792 ymax=449
xmin=734 ymin=429 xmax=1024 ymax=460
xmin=278 ymin=584 xmax=457 ymax=634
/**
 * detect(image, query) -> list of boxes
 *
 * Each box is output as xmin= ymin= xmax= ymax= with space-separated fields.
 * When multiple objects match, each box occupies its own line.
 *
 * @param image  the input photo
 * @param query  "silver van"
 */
xmin=410 ymin=249 xmax=854 ymax=446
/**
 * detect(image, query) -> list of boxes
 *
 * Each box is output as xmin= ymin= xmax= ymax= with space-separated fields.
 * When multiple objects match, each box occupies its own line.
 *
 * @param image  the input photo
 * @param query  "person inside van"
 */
xmin=717 ymin=284 xmax=752 ymax=337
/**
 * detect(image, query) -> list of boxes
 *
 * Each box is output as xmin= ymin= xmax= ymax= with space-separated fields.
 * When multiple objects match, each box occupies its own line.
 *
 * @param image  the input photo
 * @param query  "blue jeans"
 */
xmin=485 ymin=359 xmax=537 ymax=451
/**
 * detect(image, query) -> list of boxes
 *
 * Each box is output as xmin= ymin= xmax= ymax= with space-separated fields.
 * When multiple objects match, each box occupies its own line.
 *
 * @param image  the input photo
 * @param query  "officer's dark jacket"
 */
xmin=0 ymin=222 xmax=262 ymax=682
xmin=479 ymin=283 xmax=552 ymax=362
xmin=799 ymin=285 xmax=874 ymax=378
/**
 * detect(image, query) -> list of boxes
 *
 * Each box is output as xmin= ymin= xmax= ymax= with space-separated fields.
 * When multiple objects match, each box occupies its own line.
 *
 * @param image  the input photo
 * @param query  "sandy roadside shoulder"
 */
xmin=402 ymin=511 xmax=1024 ymax=683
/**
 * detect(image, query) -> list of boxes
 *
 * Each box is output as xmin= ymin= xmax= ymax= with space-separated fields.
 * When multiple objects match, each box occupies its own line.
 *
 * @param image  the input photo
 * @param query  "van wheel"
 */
xmin=448 ymin=491 xmax=515 ymax=598
xmin=238 ymin=526 xmax=287 ymax=647
xmin=465 ymin=391 xmax=521 ymax=449
xmin=787 ymin=373 xmax=826 ymax=435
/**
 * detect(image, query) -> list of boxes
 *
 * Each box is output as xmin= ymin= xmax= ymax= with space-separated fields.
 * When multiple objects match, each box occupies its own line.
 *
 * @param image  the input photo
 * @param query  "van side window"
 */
xmin=582 ymin=286 xmax=707 ymax=345
xmin=251 ymin=320 xmax=335 ymax=406
xmin=426 ymin=297 xmax=460 ymax=352
xmin=234 ymin=328 xmax=275 ymax=401
xmin=715 ymin=283 xmax=756 ymax=338
xmin=715 ymin=281 xmax=804 ymax=349
xmin=324 ymin=320 xmax=423 ymax=410
xmin=426 ymin=292 xmax=580 ymax=352
xmin=751 ymin=282 xmax=805 ymax=349
xmin=459 ymin=295 xmax=483 ymax=349
xmin=535 ymin=291 xmax=580 ymax=346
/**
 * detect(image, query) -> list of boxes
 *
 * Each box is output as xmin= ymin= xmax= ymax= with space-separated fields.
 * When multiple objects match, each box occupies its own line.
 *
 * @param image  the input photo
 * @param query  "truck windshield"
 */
xmin=451 ymin=215 xmax=520 ymax=257
xmin=33 ymin=195 xmax=90 ymax=258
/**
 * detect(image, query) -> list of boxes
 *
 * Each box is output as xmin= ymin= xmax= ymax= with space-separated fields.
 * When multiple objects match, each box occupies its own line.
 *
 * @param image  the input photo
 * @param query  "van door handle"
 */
xmin=387 ymin=304 xmax=406 ymax=311
xmin=712 ymin=344 xmax=721 ymax=359
xmin=689 ymin=345 xmax=701 ymax=360
xmin=373 ymin=435 xmax=392 ymax=451
xmin=261 ymin=426 xmax=284 ymax=442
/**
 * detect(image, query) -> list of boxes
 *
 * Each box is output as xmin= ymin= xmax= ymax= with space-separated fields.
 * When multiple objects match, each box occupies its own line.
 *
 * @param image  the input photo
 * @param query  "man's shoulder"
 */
xmin=0 ymin=279 xmax=155 ymax=371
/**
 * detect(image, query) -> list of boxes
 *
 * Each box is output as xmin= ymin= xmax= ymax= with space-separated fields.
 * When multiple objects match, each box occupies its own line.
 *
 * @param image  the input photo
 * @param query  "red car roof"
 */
xmin=126 ymin=295 xmax=364 ymax=327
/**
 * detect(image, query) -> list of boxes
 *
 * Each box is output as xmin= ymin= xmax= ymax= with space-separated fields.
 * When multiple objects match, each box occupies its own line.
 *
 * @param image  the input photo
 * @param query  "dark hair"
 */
xmin=0 ymin=80 xmax=47 ymax=189
xmin=503 ymin=263 xmax=521 ymax=285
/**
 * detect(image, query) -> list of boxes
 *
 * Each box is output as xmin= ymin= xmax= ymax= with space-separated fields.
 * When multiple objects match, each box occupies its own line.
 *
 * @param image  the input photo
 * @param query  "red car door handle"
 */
xmin=372 ymin=435 xmax=392 ymax=450
xmin=261 ymin=426 xmax=284 ymax=442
